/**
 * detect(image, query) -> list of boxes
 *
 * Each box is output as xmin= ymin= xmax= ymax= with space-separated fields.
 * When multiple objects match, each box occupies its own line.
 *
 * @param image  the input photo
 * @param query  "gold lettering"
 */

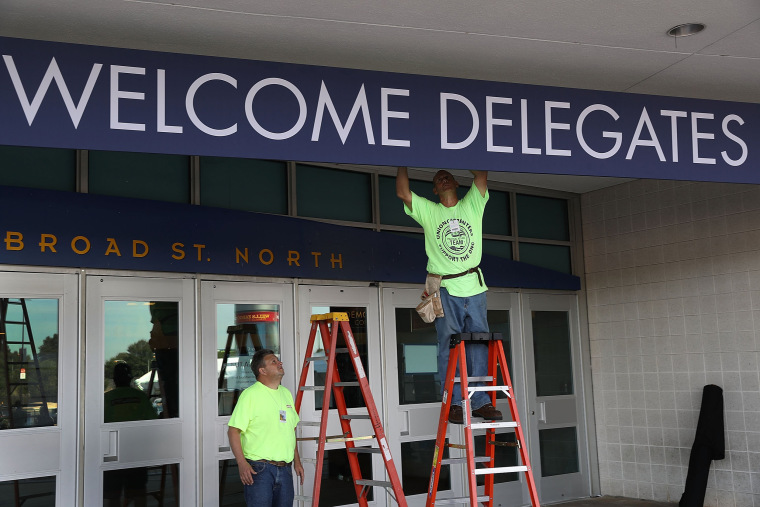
xmin=193 ymin=244 xmax=206 ymax=261
xmin=259 ymin=249 xmax=274 ymax=265
xmin=5 ymin=231 xmax=24 ymax=251
xmin=236 ymin=248 xmax=249 ymax=264
xmin=39 ymin=234 xmax=57 ymax=253
xmin=330 ymin=253 xmax=343 ymax=269
xmin=104 ymin=238 xmax=121 ymax=256
xmin=133 ymin=240 xmax=149 ymax=258
xmin=71 ymin=236 xmax=91 ymax=255
xmin=287 ymin=250 xmax=300 ymax=266
xmin=311 ymin=251 xmax=321 ymax=268
xmin=172 ymin=242 xmax=185 ymax=260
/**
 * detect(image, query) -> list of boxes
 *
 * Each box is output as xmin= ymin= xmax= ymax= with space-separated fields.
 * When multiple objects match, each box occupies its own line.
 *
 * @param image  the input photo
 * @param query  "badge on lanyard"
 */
xmin=449 ymin=219 xmax=460 ymax=233
xmin=279 ymin=409 xmax=287 ymax=423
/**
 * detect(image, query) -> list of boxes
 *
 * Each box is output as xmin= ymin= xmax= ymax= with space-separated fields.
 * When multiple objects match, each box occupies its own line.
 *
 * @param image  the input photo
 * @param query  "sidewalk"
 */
xmin=553 ymin=496 xmax=677 ymax=507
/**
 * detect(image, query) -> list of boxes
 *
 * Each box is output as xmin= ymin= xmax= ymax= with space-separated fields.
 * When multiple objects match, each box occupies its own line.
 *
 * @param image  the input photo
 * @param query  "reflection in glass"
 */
xmin=103 ymin=301 xmax=176 ymax=421
xmin=103 ymin=464 xmax=179 ymax=506
xmin=318 ymin=448 xmax=372 ymax=506
xmin=311 ymin=307 xmax=368 ymax=410
xmin=218 ymin=459 xmax=245 ymax=506
xmin=539 ymin=427 xmax=579 ymax=477
xmin=217 ymin=304 xmax=281 ymax=416
xmin=532 ymin=311 xmax=574 ymax=396
xmin=400 ymin=440 xmax=450 ymax=496
xmin=474 ymin=432 xmax=519 ymax=484
xmin=0 ymin=298 xmax=58 ymax=430
xmin=394 ymin=308 xmax=513 ymax=405
xmin=0 ymin=475 xmax=56 ymax=506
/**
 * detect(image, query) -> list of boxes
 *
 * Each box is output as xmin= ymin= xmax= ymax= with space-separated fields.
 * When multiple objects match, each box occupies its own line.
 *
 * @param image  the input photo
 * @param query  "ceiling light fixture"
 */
xmin=667 ymin=23 xmax=705 ymax=37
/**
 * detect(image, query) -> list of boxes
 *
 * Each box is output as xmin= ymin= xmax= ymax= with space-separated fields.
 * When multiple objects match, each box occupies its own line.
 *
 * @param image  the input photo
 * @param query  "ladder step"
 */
xmin=355 ymin=479 xmax=392 ymax=487
xmin=299 ymin=420 xmax=322 ymax=426
xmin=474 ymin=465 xmax=529 ymax=475
xmin=306 ymin=348 xmax=349 ymax=361
xmin=2 ymin=321 xmax=27 ymax=326
xmin=441 ymin=456 xmax=491 ymax=465
xmin=435 ymin=496 xmax=490 ymax=505
xmin=4 ymin=340 xmax=31 ymax=345
xmin=299 ymin=386 xmax=326 ymax=391
xmin=349 ymin=447 xmax=382 ymax=454
xmin=468 ymin=386 xmax=510 ymax=392
xmin=334 ymin=381 xmax=360 ymax=387
xmin=294 ymin=495 xmax=312 ymax=502
xmin=341 ymin=414 xmax=370 ymax=420
xmin=453 ymin=376 xmax=493 ymax=383
xmin=471 ymin=421 xmax=518 ymax=429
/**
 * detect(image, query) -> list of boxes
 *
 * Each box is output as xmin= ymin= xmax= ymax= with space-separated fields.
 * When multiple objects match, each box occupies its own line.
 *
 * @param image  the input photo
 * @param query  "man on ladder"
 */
xmin=396 ymin=167 xmax=501 ymax=424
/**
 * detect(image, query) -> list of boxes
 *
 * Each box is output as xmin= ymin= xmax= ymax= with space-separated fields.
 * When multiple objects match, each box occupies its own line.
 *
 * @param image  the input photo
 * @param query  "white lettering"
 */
xmin=576 ymin=104 xmax=622 ymax=159
xmin=545 ymin=101 xmax=571 ymax=156
xmin=691 ymin=112 xmax=716 ymax=165
xmin=245 ymin=78 xmax=307 ymax=140
xmin=521 ymin=99 xmax=541 ymax=155
xmin=186 ymin=73 xmax=237 ymax=136
xmin=660 ymin=110 xmax=687 ymax=162
xmin=381 ymin=88 xmax=410 ymax=147
xmin=111 ymin=65 xmax=146 ymax=131
xmin=486 ymin=96 xmax=513 ymax=153
xmin=3 ymin=55 xmax=101 ymax=128
xmin=626 ymin=108 xmax=665 ymax=161
xmin=157 ymin=69 xmax=182 ymax=134
xmin=311 ymin=81 xmax=375 ymax=144
xmin=721 ymin=114 xmax=748 ymax=166
xmin=440 ymin=93 xmax=478 ymax=150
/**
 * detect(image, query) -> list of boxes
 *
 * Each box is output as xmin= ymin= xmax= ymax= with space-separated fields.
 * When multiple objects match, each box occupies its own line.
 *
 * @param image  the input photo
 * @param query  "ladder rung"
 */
xmin=453 ymin=376 xmax=493 ymax=383
xmin=6 ymin=361 xmax=31 ymax=365
xmin=307 ymin=356 xmax=326 ymax=362
xmin=435 ymin=496 xmax=490 ymax=505
xmin=471 ymin=421 xmax=518 ymax=429
xmin=299 ymin=457 xmax=317 ymax=464
xmin=298 ymin=420 xmax=322 ymax=426
xmin=2 ymin=321 xmax=26 ymax=326
xmin=334 ymin=381 xmax=360 ymax=387
xmin=4 ymin=340 xmax=31 ymax=345
xmin=299 ymin=386 xmax=325 ymax=391
xmin=355 ymin=479 xmax=392 ymax=487
xmin=294 ymin=495 xmax=312 ymax=502
xmin=349 ymin=447 xmax=382 ymax=454
xmin=468 ymin=386 xmax=510 ymax=392
xmin=474 ymin=465 xmax=528 ymax=475
xmin=341 ymin=414 xmax=370 ymax=420
xmin=441 ymin=456 xmax=491 ymax=465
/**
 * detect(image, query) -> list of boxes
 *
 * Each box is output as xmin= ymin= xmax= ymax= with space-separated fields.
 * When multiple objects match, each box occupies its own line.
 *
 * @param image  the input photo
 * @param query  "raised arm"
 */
xmin=396 ymin=166 xmax=413 ymax=211
xmin=470 ymin=170 xmax=488 ymax=197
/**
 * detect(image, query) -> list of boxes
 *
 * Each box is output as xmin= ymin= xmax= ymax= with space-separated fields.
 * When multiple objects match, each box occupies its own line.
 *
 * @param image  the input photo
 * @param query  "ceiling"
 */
xmin=3 ymin=0 xmax=759 ymax=194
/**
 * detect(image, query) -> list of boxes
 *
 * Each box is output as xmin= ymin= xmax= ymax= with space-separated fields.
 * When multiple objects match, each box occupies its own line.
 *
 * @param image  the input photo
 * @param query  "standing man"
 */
xmin=228 ymin=349 xmax=305 ymax=507
xmin=396 ymin=167 xmax=502 ymax=424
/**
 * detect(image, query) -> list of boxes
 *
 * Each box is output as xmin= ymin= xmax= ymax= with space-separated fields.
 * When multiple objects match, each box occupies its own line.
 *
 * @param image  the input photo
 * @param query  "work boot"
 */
xmin=448 ymin=405 xmax=464 ymax=424
xmin=472 ymin=403 xmax=503 ymax=420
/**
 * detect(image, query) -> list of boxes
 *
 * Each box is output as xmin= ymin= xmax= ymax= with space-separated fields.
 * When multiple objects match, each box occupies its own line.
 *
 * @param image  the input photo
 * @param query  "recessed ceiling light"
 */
xmin=667 ymin=23 xmax=706 ymax=37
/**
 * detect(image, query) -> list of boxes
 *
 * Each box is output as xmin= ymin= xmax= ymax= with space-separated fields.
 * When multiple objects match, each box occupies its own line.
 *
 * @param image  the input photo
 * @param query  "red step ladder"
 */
xmin=426 ymin=332 xmax=540 ymax=507
xmin=294 ymin=312 xmax=407 ymax=507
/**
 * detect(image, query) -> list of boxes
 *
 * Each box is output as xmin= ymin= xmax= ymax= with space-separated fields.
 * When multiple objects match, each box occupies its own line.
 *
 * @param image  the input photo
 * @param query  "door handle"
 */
xmin=103 ymin=430 xmax=118 ymax=462
xmin=219 ymin=446 xmax=231 ymax=452
xmin=538 ymin=402 xmax=547 ymax=423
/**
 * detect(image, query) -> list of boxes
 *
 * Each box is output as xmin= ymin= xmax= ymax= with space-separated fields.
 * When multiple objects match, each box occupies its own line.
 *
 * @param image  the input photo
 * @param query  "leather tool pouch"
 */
xmin=415 ymin=274 xmax=444 ymax=323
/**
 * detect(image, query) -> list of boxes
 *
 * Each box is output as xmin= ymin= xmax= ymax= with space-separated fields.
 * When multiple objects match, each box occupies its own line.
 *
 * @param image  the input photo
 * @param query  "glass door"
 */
xmin=522 ymin=293 xmax=590 ymax=503
xmin=296 ymin=285 xmax=386 ymax=507
xmin=382 ymin=288 xmax=527 ymax=507
xmin=199 ymin=280 xmax=295 ymax=506
xmin=0 ymin=272 xmax=78 ymax=506
xmin=84 ymin=275 xmax=197 ymax=506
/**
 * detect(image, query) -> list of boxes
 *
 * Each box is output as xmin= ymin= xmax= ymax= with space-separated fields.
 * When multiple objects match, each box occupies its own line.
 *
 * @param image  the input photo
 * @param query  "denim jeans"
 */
xmin=244 ymin=460 xmax=294 ymax=507
xmin=435 ymin=287 xmax=491 ymax=410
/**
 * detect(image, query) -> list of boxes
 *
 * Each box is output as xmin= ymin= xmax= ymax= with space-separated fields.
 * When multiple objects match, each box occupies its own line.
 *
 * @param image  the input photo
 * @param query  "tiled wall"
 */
xmin=581 ymin=180 xmax=760 ymax=507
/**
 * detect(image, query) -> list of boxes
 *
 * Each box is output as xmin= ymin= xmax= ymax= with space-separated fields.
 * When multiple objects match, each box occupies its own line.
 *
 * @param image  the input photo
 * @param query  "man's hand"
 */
xmin=470 ymin=170 xmax=488 ymax=197
xmin=294 ymin=440 xmax=305 ymax=485
xmin=396 ymin=166 xmax=413 ymax=211
xmin=238 ymin=459 xmax=257 ymax=486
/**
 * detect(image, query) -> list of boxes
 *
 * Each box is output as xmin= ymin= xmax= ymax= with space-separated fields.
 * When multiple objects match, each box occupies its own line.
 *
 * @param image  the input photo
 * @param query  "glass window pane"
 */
xmin=483 ymin=239 xmax=513 ymax=261
xmin=0 ymin=476 xmax=56 ymax=505
xmin=482 ymin=189 xmax=510 ymax=236
xmin=474 ymin=432 xmax=519 ymax=484
xmin=395 ymin=308 xmax=440 ymax=405
xmin=532 ymin=311 xmax=573 ymax=397
xmin=311 ymin=307 xmax=368 ymax=409
xmin=296 ymin=165 xmax=371 ymax=222
xmin=318 ymin=448 xmax=373 ymax=506
xmin=516 ymin=194 xmax=569 ymax=241
xmin=539 ymin=427 xmax=579 ymax=477
xmin=0 ymin=298 xmax=58 ymax=430
xmin=219 ymin=459 xmax=245 ymax=506
xmin=378 ymin=175 xmax=437 ymax=227
xmin=104 ymin=464 xmax=179 ymax=506
xmin=200 ymin=157 xmax=287 ymax=214
xmin=0 ymin=145 xmax=76 ymax=192
xmin=89 ymin=151 xmax=190 ymax=203
xmin=400 ymin=439 xmax=451 ymax=496
xmin=103 ymin=301 xmax=178 ymax=420
xmin=217 ymin=303 xmax=281 ymax=416
xmin=518 ymin=243 xmax=572 ymax=274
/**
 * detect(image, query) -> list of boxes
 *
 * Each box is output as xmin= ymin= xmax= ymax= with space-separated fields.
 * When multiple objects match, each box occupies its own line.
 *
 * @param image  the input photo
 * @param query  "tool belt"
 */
xmin=254 ymin=459 xmax=291 ymax=467
xmin=415 ymin=266 xmax=481 ymax=323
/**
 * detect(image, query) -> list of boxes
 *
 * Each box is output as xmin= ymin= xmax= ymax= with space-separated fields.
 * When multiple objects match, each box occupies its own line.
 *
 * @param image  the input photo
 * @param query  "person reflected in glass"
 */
xmin=103 ymin=362 xmax=157 ymax=507
xmin=149 ymin=302 xmax=179 ymax=418
xmin=227 ymin=349 xmax=304 ymax=507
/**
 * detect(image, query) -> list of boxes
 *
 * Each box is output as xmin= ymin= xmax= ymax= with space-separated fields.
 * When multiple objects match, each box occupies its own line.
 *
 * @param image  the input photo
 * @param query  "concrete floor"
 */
xmin=551 ymin=496 xmax=677 ymax=507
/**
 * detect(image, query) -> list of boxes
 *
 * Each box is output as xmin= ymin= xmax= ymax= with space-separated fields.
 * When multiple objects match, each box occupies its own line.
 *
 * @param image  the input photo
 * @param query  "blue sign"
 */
xmin=1 ymin=36 xmax=757 ymax=182
xmin=0 ymin=185 xmax=580 ymax=291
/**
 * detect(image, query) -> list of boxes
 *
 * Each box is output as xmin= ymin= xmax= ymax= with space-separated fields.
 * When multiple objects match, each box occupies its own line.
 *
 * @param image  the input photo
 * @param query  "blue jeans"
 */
xmin=244 ymin=460 xmax=294 ymax=507
xmin=435 ymin=288 xmax=491 ymax=410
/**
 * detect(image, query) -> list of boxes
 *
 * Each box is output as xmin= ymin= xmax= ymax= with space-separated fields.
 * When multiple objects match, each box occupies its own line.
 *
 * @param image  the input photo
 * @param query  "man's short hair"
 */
xmin=251 ymin=349 xmax=275 ymax=380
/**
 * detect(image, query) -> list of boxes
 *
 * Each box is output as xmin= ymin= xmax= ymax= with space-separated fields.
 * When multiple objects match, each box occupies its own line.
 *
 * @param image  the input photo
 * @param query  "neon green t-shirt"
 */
xmin=405 ymin=184 xmax=489 ymax=297
xmin=228 ymin=382 xmax=300 ymax=462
